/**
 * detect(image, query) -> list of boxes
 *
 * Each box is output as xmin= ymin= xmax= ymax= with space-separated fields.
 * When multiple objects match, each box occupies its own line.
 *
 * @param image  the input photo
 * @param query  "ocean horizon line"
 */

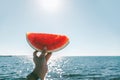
xmin=0 ymin=54 xmax=120 ymax=57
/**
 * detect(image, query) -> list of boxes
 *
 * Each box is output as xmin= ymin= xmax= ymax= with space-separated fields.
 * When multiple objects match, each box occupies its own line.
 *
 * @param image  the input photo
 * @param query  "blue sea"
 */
xmin=0 ymin=56 xmax=120 ymax=80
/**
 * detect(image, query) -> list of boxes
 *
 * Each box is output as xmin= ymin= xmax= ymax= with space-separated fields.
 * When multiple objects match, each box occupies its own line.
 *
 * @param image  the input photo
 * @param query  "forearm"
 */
xmin=27 ymin=70 xmax=39 ymax=80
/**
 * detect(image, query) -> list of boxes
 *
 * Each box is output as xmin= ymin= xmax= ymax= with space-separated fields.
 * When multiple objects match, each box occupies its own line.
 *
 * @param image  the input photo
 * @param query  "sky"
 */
xmin=0 ymin=0 xmax=120 ymax=56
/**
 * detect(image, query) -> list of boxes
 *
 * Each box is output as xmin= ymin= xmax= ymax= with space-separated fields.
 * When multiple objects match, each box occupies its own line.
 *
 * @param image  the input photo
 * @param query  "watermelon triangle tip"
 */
xmin=26 ymin=32 xmax=31 ymax=35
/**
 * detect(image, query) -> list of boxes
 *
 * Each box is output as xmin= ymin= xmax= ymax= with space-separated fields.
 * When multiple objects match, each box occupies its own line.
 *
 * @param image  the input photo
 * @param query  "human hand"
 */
xmin=33 ymin=47 xmax=48 ymax=66
xmin=33 ymin=48 xmax=48 ymax=80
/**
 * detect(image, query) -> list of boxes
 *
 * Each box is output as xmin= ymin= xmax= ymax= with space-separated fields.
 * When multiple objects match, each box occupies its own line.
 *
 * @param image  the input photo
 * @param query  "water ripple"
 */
xmin=0 ymin=56 xmax=120 ymax=80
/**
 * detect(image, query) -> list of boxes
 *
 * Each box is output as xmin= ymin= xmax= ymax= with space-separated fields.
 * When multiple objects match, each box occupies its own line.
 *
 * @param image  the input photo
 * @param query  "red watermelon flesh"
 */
xmin=26 ymin=33 xmax=69 ymax=52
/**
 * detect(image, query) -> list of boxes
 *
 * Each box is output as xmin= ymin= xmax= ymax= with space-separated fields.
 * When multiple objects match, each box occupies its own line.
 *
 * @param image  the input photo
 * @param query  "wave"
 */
xmin=1 ymin=74 xmax=120 ymax=80
xmin=0 ymin=78 xmax=27 ymax=80
xmin=62 ymin=74 xmax=120 ymax=80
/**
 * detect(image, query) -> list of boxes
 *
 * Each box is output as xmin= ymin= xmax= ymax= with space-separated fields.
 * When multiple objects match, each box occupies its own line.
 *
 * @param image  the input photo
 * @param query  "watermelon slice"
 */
xmin=26 ymin=32 xmax=69 ymax=52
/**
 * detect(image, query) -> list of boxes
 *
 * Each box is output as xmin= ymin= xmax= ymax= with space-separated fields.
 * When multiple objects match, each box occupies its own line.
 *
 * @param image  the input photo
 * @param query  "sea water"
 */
xmin=0 ymin=56 xmax=120 ymax=80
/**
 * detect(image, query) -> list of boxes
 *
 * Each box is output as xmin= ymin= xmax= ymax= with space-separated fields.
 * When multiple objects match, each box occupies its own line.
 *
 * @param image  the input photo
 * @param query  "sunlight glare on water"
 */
xmin=47 ymin=56 xmax=69 ymax=79
xmin=1 ymin=56 xmax=120 ymax=80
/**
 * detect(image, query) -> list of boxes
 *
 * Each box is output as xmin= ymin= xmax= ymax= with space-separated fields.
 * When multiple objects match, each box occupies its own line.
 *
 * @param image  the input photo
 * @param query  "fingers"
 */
xmin=45 ymin=52 xmax=52 ymax=63
xmin=42 ymin=47 xmax=47 ymax=54
xmin=33 ymin=50 xmax=38 ymax=57
xmin=34 ymin=50 xmax=38 ymax=53
xmin=43 ymin=47 xmax=47 ymax=51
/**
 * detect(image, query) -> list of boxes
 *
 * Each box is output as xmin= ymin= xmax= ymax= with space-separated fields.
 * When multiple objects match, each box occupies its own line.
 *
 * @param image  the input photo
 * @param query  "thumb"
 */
xmin=33 ymin=50 xmax=38 ymax=57
xmin=42 ymin=47 xmax=47 ymax=54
